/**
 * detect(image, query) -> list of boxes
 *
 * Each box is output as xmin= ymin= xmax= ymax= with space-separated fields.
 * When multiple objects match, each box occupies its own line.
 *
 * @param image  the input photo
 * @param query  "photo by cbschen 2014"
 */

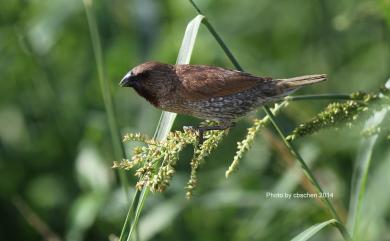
xmin=266 ymin=192 xmax=334 ymax=199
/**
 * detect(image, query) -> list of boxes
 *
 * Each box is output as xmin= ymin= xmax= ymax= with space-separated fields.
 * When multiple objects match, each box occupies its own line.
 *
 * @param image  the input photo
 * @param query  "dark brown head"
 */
xmin=119 ymin=61 xmax=176 ymax=107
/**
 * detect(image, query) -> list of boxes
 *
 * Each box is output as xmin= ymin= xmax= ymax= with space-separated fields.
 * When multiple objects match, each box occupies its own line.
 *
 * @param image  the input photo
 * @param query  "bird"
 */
xmin=119 ymin=61 xmax=326 ymax=143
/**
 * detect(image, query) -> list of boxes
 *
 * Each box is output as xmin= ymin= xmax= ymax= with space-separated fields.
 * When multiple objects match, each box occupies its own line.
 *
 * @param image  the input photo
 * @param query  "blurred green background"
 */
xmin=1 ymin=0 xmax=390 ymax=240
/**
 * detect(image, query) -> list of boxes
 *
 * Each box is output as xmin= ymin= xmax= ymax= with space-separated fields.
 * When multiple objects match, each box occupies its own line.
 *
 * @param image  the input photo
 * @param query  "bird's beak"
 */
xmin=119 ymin=72 xmax=134 ymax=87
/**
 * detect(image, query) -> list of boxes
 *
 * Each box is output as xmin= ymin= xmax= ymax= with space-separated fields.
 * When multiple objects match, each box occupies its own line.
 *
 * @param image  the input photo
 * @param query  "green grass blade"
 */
xmin=118 ymin=190 xmax=140 ymax=241
xmin=121 ymin=14 xmax=205 ymax=241
xmin=291 ymin=219 xmax=337 ymax=241
xmin=176 ymin=15 xmax=205 ymax=65
xmin=126 ymin=188 xmax=148 ymax=241
xmin=82 ymin=0 xmax=129 ymax=191
xmin=347 ymin=80 xmax=390 ymax=238
xmin=154 ymin=112 xmax=177 ymax=141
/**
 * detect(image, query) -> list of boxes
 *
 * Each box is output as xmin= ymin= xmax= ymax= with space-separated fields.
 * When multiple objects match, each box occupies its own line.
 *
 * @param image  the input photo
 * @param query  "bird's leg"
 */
xmin=197 ymin=122 xmax=234 ymax=144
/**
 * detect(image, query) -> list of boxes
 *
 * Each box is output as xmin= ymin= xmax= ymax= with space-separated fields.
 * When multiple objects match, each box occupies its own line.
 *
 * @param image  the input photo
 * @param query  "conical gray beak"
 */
xmin=119 ymin=72 xmax=134 ymax=87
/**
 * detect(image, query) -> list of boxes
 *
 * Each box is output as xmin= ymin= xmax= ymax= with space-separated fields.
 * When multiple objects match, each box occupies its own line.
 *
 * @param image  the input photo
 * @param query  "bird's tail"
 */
xmin=277 ymin=74 xmax=327 ymax=90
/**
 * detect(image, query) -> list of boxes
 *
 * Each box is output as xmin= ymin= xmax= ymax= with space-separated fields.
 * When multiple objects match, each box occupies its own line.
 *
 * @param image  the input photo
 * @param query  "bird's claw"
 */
xmin=183 ymin=126 xmax=195 ymax=132
xmin=183 ymin=126 xmax=206 ymax=145
xmin=184 ymin=123 xmax=234 ymax=146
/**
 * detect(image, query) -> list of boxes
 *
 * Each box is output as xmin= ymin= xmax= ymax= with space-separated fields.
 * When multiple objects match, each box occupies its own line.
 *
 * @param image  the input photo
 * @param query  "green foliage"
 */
xmin=2 ymin=0 xmax=390 ymax=241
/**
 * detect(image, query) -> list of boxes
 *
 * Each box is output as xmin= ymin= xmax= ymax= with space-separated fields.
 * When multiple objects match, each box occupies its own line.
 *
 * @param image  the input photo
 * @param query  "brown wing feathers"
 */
xmin=175 ymin=65 xmax=326 ymax=101
xmin=175 ymin=64 xmax=266 ymax=100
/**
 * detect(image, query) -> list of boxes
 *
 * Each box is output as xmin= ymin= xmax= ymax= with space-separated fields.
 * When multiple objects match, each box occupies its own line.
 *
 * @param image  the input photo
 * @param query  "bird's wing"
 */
xmin=175 ymin=64 xmax=271 ymax=100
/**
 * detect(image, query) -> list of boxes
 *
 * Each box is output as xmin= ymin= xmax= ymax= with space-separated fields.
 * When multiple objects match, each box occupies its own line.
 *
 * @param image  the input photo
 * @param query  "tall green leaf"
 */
xmin=291 ymin=219 xmax=338 ymax=241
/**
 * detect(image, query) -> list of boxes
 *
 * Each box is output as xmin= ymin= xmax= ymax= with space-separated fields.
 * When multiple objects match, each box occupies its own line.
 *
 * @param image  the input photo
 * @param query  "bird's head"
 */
xmin=119 ymin=61 xmax=175 ymax=106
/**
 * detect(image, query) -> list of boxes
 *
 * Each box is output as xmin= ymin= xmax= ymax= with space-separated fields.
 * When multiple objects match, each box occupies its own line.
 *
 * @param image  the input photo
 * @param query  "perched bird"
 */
xmin=120 ymin=61 xmax=326 ymax=142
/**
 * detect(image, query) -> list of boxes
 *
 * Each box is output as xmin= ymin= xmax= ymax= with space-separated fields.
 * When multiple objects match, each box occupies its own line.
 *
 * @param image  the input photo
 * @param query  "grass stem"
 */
xmin=285 ymin=94 xmax=351 ymax=101
xmin=82 ymin=0 xmax=129 ymax=192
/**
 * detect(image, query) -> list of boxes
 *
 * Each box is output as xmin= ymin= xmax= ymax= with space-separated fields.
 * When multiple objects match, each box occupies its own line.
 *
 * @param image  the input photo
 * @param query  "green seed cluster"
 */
xmin=186 ymin=128 xmax=227 ymax=198
xmin=113 ymin=121 xmax=228 ymax=196
xmin=287 ymin=101 xmax=364 ymax=140
xmin=287 ymin=88 xmax=389 ymax=140
xmin=226 ymin=102 xmax=288 ymax=178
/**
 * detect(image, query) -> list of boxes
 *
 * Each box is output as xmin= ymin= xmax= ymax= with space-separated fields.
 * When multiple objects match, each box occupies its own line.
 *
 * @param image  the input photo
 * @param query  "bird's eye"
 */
xmin=138 ymin=71 xmax=149 ymax=79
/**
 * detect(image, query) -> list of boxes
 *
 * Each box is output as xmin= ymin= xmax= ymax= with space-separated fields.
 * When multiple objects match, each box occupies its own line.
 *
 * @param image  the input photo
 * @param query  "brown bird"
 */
xmin=120 ymin=61 xmax=326 ymax=142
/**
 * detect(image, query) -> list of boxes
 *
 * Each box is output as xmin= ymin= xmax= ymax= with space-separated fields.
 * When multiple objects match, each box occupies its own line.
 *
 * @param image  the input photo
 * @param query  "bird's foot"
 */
xmin=183 ymin=126 xmax=202 ymax=144
xmin=183 ymin=123 xmax=234 ymax=145
xmin=183 ymin=126 xmax=196 ymax=132
xmin=197 ymin=122 xmax=235 ymax=145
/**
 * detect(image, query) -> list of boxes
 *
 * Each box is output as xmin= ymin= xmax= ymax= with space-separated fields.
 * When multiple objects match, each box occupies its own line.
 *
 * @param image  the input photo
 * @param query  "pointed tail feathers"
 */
xmin=277 ymin=74 xmax=327 ymax=89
